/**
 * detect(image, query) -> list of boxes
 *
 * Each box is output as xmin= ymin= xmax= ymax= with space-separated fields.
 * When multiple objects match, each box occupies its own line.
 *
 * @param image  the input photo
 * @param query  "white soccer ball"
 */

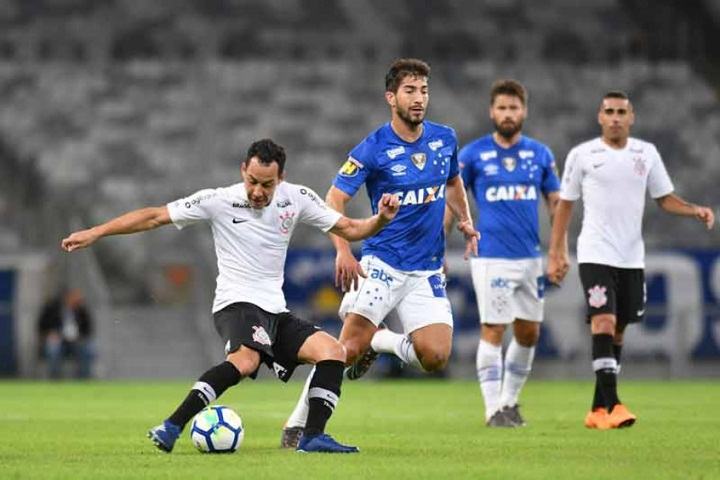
xmin=190 ymin=405 xmax=244 ymax=453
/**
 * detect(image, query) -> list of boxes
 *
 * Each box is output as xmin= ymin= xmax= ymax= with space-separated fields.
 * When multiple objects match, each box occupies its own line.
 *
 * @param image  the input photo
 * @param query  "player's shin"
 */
xmin=477 ymin=339 xmax=503 ymax=419
xmin=303 ymin=360 xmax=344 ymax=436
xmin=591 ymin=334 xmax=620 ymax=410
xmin=167 ymin=361 xmax=243 ymax=429
xmin=285 ymin=366 xmax=314 ymax=429
xmin=499 ymin=338 xmax=535 ymax=408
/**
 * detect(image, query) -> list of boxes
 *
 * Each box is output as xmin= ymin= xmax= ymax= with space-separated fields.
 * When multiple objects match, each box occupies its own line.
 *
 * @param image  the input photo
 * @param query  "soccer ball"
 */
xmin=190 ymin=405 xmax=244 ymax=453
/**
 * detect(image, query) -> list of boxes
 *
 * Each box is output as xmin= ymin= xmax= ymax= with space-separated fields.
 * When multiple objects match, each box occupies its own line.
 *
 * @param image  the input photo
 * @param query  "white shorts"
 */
xmin=338 ymin=256 xmax=453 ymax=334
xmin=470 ymin=257 xmax=545 ymax=324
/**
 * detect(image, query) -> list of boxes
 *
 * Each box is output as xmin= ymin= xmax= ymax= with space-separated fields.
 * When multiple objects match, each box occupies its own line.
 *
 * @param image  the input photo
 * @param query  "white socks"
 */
xmin=499 ymin=339 xmax=535 ymax=408
xmin=285 ymin=366 xmax=314 ymax=428
xmin=477 ymin=338 xmax=536 ymax=419
xmin=476 ymin=340 xmax=503 ymax=419
xmin=371 ymin=329 xmax=424 ymax=371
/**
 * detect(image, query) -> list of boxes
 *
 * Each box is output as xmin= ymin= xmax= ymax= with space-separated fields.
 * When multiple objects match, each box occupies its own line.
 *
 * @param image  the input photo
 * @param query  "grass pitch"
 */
xmin=0 ymin=379 xmax=718 ymax=479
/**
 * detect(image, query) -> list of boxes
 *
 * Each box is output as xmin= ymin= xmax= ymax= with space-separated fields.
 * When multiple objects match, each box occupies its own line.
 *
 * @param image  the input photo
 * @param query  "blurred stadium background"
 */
xmin=0 ymin=0 xmax=718 ymax=380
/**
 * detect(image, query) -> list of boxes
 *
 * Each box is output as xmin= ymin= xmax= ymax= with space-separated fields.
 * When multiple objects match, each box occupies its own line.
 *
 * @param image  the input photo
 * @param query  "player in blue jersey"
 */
xmin=451 ymin=80 xmax=560 ymax=427
xmin=281 ymin=58 xmax=478 ymax=447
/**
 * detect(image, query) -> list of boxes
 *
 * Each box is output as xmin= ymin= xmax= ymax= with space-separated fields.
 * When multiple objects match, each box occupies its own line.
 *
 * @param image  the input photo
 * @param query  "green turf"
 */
xmin=0 ymin=380 xmax=718 ymax=479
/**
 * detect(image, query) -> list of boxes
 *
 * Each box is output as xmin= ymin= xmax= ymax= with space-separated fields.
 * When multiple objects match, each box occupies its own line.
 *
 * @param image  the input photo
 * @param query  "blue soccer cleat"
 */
xmin=147 ymin=420 xmax=182 ymax=453
xmin=296 ymin=433 xmax=359 ymax=453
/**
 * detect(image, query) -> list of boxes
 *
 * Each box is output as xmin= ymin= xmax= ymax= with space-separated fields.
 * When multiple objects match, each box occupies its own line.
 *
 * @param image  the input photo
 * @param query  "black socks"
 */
xmin=167 ymin=361 xmax=242 ymax=428
xmin=591 ymin=334 xmax=620 ymax=410
xmin=304 ymin=360 xmax=344 ymax=436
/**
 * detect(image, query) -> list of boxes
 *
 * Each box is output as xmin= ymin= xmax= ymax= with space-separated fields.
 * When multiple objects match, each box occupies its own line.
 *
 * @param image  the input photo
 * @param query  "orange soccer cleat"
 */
xmin=608 ymin=404 xmax=637 ymax=428
xmin=584 ymin=407 xmax=612 ymax=430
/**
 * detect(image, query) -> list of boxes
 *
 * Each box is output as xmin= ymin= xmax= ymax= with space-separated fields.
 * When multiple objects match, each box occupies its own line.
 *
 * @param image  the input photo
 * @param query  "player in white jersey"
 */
xmin=281 ymin=58 xmax=478 ymax=448
xmin=450 ymin=80 xmax=560 ymax=427
xmin=61 ymin=139 xmax=400 ymax=454
xmin=547 ymin=92 xmax=715 ymax=430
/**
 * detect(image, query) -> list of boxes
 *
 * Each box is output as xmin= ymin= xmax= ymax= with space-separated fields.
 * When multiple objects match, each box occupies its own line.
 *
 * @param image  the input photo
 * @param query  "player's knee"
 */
xmin=321 ymin=341 xmax=346 ymax=363
xmin=591 ymin=314 xmax=616 ymax=335
xmin=418 ymin=348 xmax=450 ymax=372
xmin=515 ymin=327 xmax=540 ymax=347
xmin=226 ymin=349 xmax=260 ymax=376
xmin=481 ymin=324 xmax=505 ymax=344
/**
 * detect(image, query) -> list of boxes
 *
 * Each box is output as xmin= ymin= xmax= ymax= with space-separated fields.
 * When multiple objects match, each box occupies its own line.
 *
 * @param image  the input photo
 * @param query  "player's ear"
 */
xmin=240 ymin=162 xmax=247 ymax=178
xmin=385 ymin=91 xmax=395 ymax=108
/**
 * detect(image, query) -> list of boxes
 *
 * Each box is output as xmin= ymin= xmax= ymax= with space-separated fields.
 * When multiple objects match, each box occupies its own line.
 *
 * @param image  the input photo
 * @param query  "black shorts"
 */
xmin=578 ymin=263 xmax=646 ymax=327
xmin=213 ymin=302 xmax=321 ymax=382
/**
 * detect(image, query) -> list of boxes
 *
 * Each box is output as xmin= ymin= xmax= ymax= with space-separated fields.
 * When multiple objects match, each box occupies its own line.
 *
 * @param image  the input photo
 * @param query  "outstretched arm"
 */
xmin=655 ymin=193 xmax=715 ymax=230
xmin=445 ymin=175 xmax=479 ymax=259
xmin=61 ymin=206 xmax=172 ymax=252
xmin=329 ymin=193 xmax=400 ymax=242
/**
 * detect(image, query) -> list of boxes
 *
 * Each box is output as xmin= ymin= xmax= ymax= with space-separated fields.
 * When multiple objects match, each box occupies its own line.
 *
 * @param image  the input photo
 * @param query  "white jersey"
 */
xmin=167 ymin=181 xmax=342 ymax=314
xmin=560 ymin=137 xmax=674 ymax=268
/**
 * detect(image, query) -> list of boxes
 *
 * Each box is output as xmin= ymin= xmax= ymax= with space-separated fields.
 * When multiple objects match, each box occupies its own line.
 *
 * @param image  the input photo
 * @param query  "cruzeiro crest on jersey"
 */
xmin=502 ymin=156 xmax=516 ymax=172
xmin=411 ymin=152 xmax=427 ymax=170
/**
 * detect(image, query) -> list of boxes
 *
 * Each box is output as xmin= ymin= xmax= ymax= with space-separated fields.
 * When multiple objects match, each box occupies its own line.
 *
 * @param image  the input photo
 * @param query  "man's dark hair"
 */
xmin=490 ymin=79 xmax=528 ymax=106
xmin=245 ymin=138 xmax=286 ymax=174
xmin=385 ymin=58 xmax=431 ymax=93
xmin=603 ymin=90 xmax=630 ymax=101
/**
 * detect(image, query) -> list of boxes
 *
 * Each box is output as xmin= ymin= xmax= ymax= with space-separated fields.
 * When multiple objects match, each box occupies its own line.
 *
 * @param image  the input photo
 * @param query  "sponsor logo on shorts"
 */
xmin=252 ymin=325 xmax=272 ymax=346
xmin=587 ymin=285 xmax=608 ymax=308
xmin=428 ymin=274 xmax=446 ymax=298
xmin=370 ymin=268 xmax=394 ymax=287
xmin=490 ymin=277 xmax=510 ymax=289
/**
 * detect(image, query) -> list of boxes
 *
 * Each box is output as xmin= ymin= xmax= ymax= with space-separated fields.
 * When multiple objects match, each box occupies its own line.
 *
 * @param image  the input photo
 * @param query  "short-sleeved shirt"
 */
xmin=460 ymin=134 xmax=560 ymax=259
xmin=167 ymin=182 xmax=342 ymax=313
xmin=333 ymin=121 xmax=459 ymax=271
xmin=559 ymin=137 xmax=674 ymax=268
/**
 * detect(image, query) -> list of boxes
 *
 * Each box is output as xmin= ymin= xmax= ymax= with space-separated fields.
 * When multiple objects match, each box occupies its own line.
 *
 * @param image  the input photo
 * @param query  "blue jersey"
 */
xmin=333 ymin=121 xmax=459 ymax=271
xmin=460 ymin=135 xmax=560 ymax=259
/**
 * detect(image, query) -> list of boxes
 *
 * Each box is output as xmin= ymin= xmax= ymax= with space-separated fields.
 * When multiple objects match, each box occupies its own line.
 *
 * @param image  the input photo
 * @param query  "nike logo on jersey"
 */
xmin=636 ymin=309 xmax=645 ymax=317
xmin=232 ymin=218 xmax=248 ymax=224
xmin=593 ymin=163 xmax=605 ymax=169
